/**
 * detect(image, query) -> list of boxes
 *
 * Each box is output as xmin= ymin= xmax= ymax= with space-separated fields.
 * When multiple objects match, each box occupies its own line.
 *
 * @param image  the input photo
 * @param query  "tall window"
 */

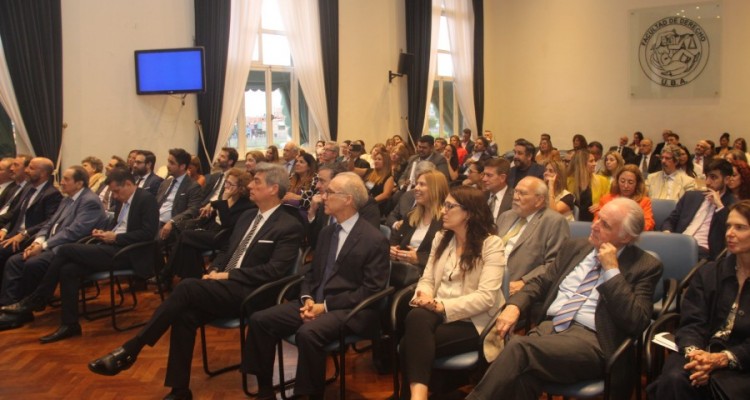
xmin=227 ymin=0 xmax=311 ymax=153
xmin=427 ymin=14 xmax=463 ymax=138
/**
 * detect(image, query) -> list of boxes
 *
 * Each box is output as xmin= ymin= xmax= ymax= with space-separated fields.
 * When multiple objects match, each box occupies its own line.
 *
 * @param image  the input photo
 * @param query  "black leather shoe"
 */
xmin=162 ymin=388 xmax=192 ymax=400
xmin=0 ymin=312 xmax=33 ymax=331
xmin=256 ymin=386 xmax=276 ymax=400
xmin=39 ymin=323 xmax=81 ymax=344
xmin=0 ymin=294 xmax=46 ymax=314
xmin=88 ymin=347 xmax=137 ymax=376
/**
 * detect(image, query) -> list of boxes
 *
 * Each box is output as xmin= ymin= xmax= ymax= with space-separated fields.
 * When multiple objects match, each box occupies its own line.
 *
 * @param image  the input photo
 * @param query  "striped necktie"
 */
xmin=223 ymin=214 xmax=263 ymax=271
xmin=552 ymin=262 xmax=602 ymax=332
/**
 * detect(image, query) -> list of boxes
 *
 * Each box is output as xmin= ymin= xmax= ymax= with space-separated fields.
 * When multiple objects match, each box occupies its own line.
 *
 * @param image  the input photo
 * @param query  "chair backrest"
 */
xmin=651 ymin=199 xmax=677 ymax=230
xmin=569 ymin=221 xmax=592 ymax=239
xmin=636 ymin=232 xmax=699 ymax=301
xmin=379 ymin=224 xmax=392 ymax=240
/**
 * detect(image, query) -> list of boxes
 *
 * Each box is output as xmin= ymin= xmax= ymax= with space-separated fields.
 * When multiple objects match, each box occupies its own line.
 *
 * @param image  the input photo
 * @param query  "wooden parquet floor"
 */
xmin=0 ymin=284 xmax=394 ymax=400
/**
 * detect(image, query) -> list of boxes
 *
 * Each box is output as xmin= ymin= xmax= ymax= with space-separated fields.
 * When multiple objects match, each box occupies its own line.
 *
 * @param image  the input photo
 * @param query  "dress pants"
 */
xmin=32 ymin=243 xmax=121 ymax=325
xmin=135 ymin=278 xmax=253 ymax=389
xmin=398 ymin=307 xmax=478 ymax=399
xmin=246 ymin=301 xmax=352 ymax=396
xmin=646 ymin=352 xmax=710 ymax=400
xmin=467 ymin=321 xmax=604 ymax=400
xmin=0 ymin=251 xmax=55 ymax=305
xmin=0 ymin=243 xmax=22 ymax=286
xmin=166 ymin=229 xmax=219 ymax=279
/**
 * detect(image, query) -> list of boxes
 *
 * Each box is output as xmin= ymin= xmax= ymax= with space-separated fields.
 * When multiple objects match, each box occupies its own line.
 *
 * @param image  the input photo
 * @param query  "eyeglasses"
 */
xmin=223 ymin=181 xmax=238 ymax=187
xmin=323 ymin=189 xmax=349 ymax=198
xmin=443 ymin=201 xmax=465 ymax=211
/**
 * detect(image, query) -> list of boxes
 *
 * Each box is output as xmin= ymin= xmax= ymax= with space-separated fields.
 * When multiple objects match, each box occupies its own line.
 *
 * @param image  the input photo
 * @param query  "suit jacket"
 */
xmin=0 ymin=181 xmax=20 ymax=210
xmin=301 ymin=215 xmax=390 ymax=333
xmin=112 ymin=188 xmax=159 ymax=277
xmin=636 ymin=153 xmax=661 ymax=175
xmin=661 ymin=190 xmax=735 ymax=260
xmin=390 ymin=218 xmax=442 ymax=268
xmin=212 ymin=206 xmax=303 ymax=288
xmin=653 ymin=141 xmax=667 ymax=158
xmin=37 ymin=187 xmax=108 ymax=249
xmin=487 ymin=188 xmax=513 ymax=226
xmin=508 ymin=163 xmax=545 ymax=188
xmin=2 ymin=180 xmax=63 ymax=238
xmin=385 ymin=190 xmax=415 ymax=227
xmin=609 ymin=145 xmax=637 ymax=165
xmin=199 ymin=171 xmax=224 ymax=206
xmin=156 ymin=175 xmax=202 ymax=225
xmin=496 ymin=207 xmax=570 ymax=283
xmin=415 ymin=232 xmax=505 ymax=361
xmin=646 ymin=170 xmax=695 ymax=201
xmin=509 ymin=238 xmax=662 ymax=398
xmin=139 ymin=173 xmax=163 ymax=197
xmin=398 ymin=152 xmax=451 ymax=188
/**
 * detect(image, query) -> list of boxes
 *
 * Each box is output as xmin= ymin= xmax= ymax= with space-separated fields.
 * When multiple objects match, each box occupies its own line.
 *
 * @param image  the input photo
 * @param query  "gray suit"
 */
xmin=0 ymin=187 xmax=108 ymax=305
xmin=496 ymin=207 xmax=569 ymax=282
xmin=469 ymin=238 xmax=663 ymax=400
xmin=156 ymin=175 xmax=202 ymax=226
xmin=398 ymin=152 xmax=450 ymax=188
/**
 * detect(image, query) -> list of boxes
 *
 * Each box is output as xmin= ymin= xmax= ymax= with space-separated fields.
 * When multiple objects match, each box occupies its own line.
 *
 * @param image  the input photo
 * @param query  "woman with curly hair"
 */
xmin=595 ymin=164 xmax=655 ymax=231
xmin=728 ymin=160 xmax=750 ymax=200
xmin=442 ymin=143 xmax=460 ymax=182
xmin=396 ymin=185 xmax=505 ymax=400
xmin=390 ymin=143 xmax=410 ymax=184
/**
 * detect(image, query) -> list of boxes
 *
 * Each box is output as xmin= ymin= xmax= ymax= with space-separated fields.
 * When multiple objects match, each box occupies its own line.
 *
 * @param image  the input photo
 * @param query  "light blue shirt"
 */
xmin=159 ymin=175 xmax=185 ymax=223
xmin=547 ymin=248 xmax=622 ymax=331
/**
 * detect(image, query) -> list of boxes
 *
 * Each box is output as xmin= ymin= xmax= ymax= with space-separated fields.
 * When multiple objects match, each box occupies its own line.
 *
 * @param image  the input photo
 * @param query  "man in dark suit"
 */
xmin=197 ymin=147 xmax=239 ymax=210
xmin=96 ymin=156 xmax=128 ymax=212
xmin=155 ymin=148 xmax=202 ymax=243
xmin=86 ymin=163 xmax=303 ymax=400
xmin=1 ymin=168 xmax=159 ymax=343
xmin=467 ymin=197 xmax=662 ymax=400
xmin=508 ymin=138 xmax=545 ymax=188
xmin=460 ymin=128 xmax=474 ymax=153
xmin=0 ymin=157 xmax=63 ymax=270
xmin=610 ymin=135 xmax=637 ymax=165
xmin=398 ymin=135 xmax=450 ymax=189
xmin=246 ymin=172 xmax=390 ymax=400
xmin=132 ymin=150 xmax=163 ymax=197
xmin=661 ymin=159 xmax=735 ymax=260
xmin=307 ymin=163 xmax=379 ymax=249
xmin=636 ymin=138 xmax=661 ymax=176
xmin=483 ymin=130 xmax=499 ymax=157
xmin=0 ymin=158 xmax=17 ymax=210
xmin=482 ymin=158 xmax=513 ymax=225
xmin=653 ymin=129 xmax=672 ymax=158
xmin=496 ymin=177 xmax=570 ymax=296
xmin=460 ymin=137 xmax=492 ymax=173
xmin=0 ymin=166 xmax=107 ymax=330
xmin=0 ymin=154 xmax=31 ymax=216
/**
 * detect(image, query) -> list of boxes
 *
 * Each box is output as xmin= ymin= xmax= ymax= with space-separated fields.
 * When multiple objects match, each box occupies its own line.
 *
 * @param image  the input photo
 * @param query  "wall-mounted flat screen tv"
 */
xmin=134 ymin=47 xmax=205 ymax=95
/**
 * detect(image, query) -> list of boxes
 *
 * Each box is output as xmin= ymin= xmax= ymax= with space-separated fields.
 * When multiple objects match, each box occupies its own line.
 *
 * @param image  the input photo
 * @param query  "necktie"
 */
xmin=552 ymin=262 xmax=602 ymax=332
xmin=640 ymin=156 xmax=649 ymax=177
xmin=135 ymin=177 xmax=143 ymax=187
xmin=316 ymin=224 xmax=342 ymax=302
xmin=501 ymin=218 xmax=526 ymax=243
xmin=224 ymin=214 xmax=263 ymax=271
xmin=17 ymin=187 xmax=38 ymax=229
xmin=488 ymin=194 xmax=497 ymax=218
xmin=160 ymin=178 xmax=177 ymax=204
xmin=49 ymin=197 xmax=73 ymax=236
xmin=114 ymin=201 xmax=130 ymax=231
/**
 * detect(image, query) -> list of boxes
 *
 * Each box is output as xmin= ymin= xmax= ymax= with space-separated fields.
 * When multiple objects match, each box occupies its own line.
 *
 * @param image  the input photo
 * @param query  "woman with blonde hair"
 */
xmin=535 ymin=136 xmax=560 ymax=164
xmin=567 ymin=150 xmax=609 ymax=221
xmin=595 ymin=164 xmax=655 ymax=231
xmin=391 ymin=143 xmax=410 ymax=183
xmin=244 ymin=150 xmax=266 ymax=174
xmin=600 ymin=150 xmax=625 ymax=185
xmin=543 ymin=159 xmax=575 ymax=221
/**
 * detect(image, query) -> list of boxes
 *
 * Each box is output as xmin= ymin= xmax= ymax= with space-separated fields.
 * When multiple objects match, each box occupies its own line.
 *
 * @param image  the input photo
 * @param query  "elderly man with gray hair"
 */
xmin=646 ymin=144 xmax=696 ymax=201
xmin=245 ymin=171 xmax=390 ymax=400
xmin=468 ymin=197 xmax=663 ymax=400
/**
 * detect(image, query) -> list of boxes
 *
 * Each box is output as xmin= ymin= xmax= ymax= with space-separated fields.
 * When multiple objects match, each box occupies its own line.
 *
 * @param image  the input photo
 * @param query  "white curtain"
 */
xmin=443 ymin=0 xmax=477 ymax=135
xmin=278 ymin=0 xmax=330 ymax=145
xmin=0 ymin=36 xmax=34 ymax=155
xmin=215 ymin=0 xmax=262 ymax=162
xmin=423 ymin=0 xmax=443 ymax=134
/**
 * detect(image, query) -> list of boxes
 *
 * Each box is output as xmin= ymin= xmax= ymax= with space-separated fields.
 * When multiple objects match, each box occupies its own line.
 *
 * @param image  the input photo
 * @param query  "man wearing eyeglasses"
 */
xmin=246 ymin=172 xmax=389 ymax=400
xmin=132 ymin=150 xmax=163 ymax=197
xmin=646 ymin=144 xmax=696 ymax=201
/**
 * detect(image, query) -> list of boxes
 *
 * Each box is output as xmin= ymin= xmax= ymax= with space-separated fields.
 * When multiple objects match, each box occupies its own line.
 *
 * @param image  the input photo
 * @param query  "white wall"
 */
xmin=484 ymin=0 xmax=750 ymax=152
xmin=338 ymin=0 xmax=408 ymax=148
xmin=61 ymin=0 xmax=197 ymax=169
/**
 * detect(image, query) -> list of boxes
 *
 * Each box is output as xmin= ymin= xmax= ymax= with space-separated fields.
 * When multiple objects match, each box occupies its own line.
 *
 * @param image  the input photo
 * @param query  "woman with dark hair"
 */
xmin=572 ymin=134 xmax=588 ymax=150
xmin=284 ymin=152 xmax=318 ymax=218
xmin=728 ymin=160 xmax=750 ymax=200
xmin=678 ymin=147 xmax=699 ymax=178
xmin=648 ymin=200 xmax=750 ymax=399
xmin=391 ymin=144 xmax=410 ymax=184
xmin=449 ymin=135 xmax=468 ymax=165
xmin=595 ymin=164 xmax=655 ymax=231
xmin=630 ymin=131 xmax=644 ymax=154
xmin=364 ymin=151 xmax=394 ymax=216
xmin=535 ymin=136 xmax=560 ymax=164
xmin=397 ymin=185 xmax=505 ymax=400
xmin=442 ymin=143 xmax=460 ymax=181
xmin=567 ymin=150 xmax=609 ymax=221
xmin=81 ymin=156 xmax=105 ymax=192
xmin=187 ymin=156 xmax=206 ymax=187
xmin=265 ymin=145 xmax=281 ymax=163
xmin=716 ymin=132 xmax=731 ymax=158
xmin=733 ymin=138 xmax=750 ymax=161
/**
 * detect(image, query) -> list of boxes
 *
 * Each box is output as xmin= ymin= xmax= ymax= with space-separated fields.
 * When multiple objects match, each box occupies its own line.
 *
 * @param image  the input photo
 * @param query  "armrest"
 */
xmin=112 ymin=240 xmax=157 ymax=263
xmin=675 ymin=259 xmax=709 ymax=313
xmin=77 ymin=235 xmax=96 ymax=244
xmin=343 ymin=286 xmax=395 ymax=325
xmin=603 ymin=337 xmax=636 ymax=396
xmin=644 ymin=312 xmax=681 ymax=380
xmin=390 ymin=284 xmax=416 ymax=334
xmin=276 ymin=275 xmax=305 ymax=304
xmin=240 ymin=273 xmax=304 ymax=320
xmin=213 ymin=228 xmax=231 ymax=243
xmin=658 ymin=278 xmax=678 ymax=318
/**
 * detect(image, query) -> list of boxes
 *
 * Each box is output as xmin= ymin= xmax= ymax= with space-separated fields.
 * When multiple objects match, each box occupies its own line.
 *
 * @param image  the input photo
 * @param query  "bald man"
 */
xmin=0 ymin=157 xmax=63 ymax=274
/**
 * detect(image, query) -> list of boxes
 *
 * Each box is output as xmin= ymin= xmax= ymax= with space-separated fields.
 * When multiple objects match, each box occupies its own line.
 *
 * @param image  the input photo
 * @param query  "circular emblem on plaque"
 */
xmin=639 ymin=16 xmax=709 ymax=87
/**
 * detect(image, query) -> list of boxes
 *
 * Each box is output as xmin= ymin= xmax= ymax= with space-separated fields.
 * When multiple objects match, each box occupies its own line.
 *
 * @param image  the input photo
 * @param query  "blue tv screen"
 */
xmin=134 ymin=47 xmax=205 ymax=95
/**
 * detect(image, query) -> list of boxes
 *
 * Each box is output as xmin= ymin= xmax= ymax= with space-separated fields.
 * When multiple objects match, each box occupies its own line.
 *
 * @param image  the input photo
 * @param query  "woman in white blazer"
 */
xmin=398 ymin=186 xmax=505 ymax=400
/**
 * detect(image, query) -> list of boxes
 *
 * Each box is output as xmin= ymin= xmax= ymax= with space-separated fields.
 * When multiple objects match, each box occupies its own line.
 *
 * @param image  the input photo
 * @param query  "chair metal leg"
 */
xmin=199 ymin=324 xmax=240 ymax=376
xmin=111 ymin=277 xmax=146 ymax=332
